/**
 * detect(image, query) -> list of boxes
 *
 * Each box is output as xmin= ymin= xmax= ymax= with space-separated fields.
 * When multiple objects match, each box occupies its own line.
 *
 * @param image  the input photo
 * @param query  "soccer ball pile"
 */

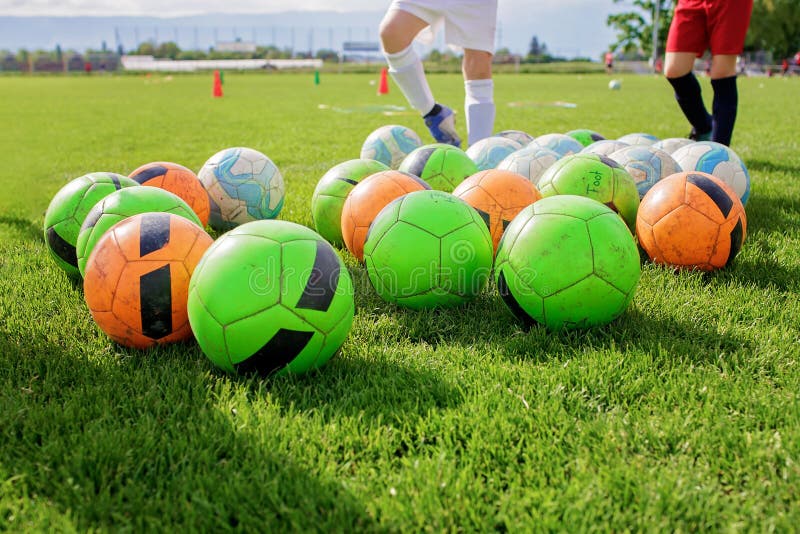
xmin=43 ymin=147 xmax=354 ymax=377
xmin=322 ymin=127 xmax=644 ymax=330
xmin=41 ymin=123 xmax=751 ymax=377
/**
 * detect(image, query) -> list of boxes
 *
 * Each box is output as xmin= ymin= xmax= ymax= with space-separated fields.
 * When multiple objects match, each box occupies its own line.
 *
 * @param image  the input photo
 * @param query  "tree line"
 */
xmin=606 ymin=0 xmax=799 ymax=61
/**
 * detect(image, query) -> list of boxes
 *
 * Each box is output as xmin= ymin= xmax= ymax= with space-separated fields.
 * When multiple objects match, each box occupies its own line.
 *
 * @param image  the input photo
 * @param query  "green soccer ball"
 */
xmin=398 ymin=143 xmax=478 ymax=191
xmin=537 ymin=153 xmax=640 ymax=231
xmin=187 ymin=221 xmax=354 ymax=376
xmin=364 ymin=190 xmax=493 ymax=309
xmin=76 ymin=186 xmax=202 ymax=277
xmin=495 ymin=195 xmax=640 ymax=330
xmin=311 ymin=159 xmax=389 ymax=245
xmin=43 ymin=172 xmax=139 ymax=277
xmin=566 ymin=129 xmax=606 ymax=147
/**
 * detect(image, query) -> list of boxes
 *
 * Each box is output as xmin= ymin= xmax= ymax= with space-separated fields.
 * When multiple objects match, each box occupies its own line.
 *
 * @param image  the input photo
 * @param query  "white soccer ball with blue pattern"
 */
xmin=198 ymin=147 xmax=285 ymax=231
xmin=497 ymin=146 xmax=561 ymax=186
xmin=495 ymin=130 xmax=535 ymax=146
xmin=671 ymin=141 xmax=751 ymax=205
xmin=609 ymin=145 xmax=682 ymax=199
xmin=360 ymin=125 xmax=423 ymax=169
xmin=581 ymin=139 xmax=630 ymax=157
xmin=617 ymin=132 xmax=659 ymax=146
xmin=466 ymin=136 xmax=523 ymax=171
xmin=529 ymin=133 xmax=584 ymax=158
xmin=652 ymin=137 xmax=694 ymax=155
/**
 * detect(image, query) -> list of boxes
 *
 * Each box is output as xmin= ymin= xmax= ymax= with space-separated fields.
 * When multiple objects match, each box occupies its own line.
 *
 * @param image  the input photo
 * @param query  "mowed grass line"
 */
xmin=1 ymin=72 xmax=799 ymax=530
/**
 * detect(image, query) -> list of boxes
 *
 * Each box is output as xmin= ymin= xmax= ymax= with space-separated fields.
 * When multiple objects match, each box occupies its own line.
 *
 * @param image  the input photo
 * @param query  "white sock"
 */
xmin=384 ymin=45 xmax=435 ymax=115
xmin=465 ymin=79 xmax=495 ymax=146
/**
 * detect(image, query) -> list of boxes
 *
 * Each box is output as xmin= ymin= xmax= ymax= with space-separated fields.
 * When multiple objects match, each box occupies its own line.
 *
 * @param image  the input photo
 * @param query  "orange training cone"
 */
xmin=377 ymin=67 xmax=389 ymax=95
xmin=213 ymin=70 xmax=223 ymax=98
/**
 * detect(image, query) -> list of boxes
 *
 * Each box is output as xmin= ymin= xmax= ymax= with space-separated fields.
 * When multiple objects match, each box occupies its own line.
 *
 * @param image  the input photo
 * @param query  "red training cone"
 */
xmin=377 ymin=67 xmax=389 ymax=95
xmin=213 ymin=70 xmax=223 ymax=98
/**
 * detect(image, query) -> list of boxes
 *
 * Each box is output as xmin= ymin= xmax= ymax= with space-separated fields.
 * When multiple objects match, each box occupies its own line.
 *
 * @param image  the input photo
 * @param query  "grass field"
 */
xmin=1 ymin=71 xmax=799 ymax=531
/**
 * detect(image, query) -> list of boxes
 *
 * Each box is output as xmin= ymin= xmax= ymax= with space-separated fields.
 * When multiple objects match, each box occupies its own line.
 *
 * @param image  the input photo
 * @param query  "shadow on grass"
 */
xmin=347 ymin=284 xmax=752 ymax=370
xmin=0 ymin=334 xmax=376 ymax=530
xmin=747 ymin=159 xmax=800 ymax=176
xmin=743 ymin=189 xmax=799 ymax=236
xmin=234 ymin=349 xmax=464 ymax=425
xmin=713 ymin=250 xmax=800 ymax=292
xmin=0 ymin=215 xmax=43 ymax=243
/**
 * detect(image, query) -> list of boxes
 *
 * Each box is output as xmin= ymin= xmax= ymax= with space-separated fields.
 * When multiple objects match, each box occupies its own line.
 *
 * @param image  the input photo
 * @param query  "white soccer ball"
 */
xmin=581 ymin=139 xmax=630 ymax=157
xmin=530 ymin=133 xmax=584 ymax=158
xmin=497 ymin=146 xmax=561 ymax=186
xmin=360 ymin=125 xmax=423 ymax=169
xmin=609 ymin=145 xmax=682 ymax=198
xmin=609 ymin=79 xmax=622 ymax=90
xmin=198 ymin=147 xmax=285 ymax=231
xmin=466 ymin=136 xmax=523 ymax=171
xmin=617 ymin=133 xmax=659 ymax=146
xmin=671 ymin=141 xmax=751 ymax=205
xmin=652 ymin=137 xmax=694 ymax=155
xmin=495 ymin=129 xmax=535 ymax=146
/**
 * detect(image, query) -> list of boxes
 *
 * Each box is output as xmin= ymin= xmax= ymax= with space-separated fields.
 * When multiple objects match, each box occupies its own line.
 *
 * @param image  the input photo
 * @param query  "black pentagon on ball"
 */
xmin=46 ymin=227 xmax=78 ymax=268
xmin=295 ymin=240 xmax=341 ymax=313
xmin=139 ymin=213 xmax=172 ymax=257
xmin=598 ymin=154 xmax=621 ymax=169
xmin=235 ymin=329 xmax=316 ymax=375
xmin=139 ymin=264 xmax=173 ymax=339
xmin=496 ymin=269 xmax=534 ymax=329
xmin=686 ymin=173 xmax=734 ymax=218
xmin=130 ymin=165 xmax=169 ymax=184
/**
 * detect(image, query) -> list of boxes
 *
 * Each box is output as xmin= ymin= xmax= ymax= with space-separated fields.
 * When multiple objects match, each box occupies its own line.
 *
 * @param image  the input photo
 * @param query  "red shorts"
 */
xmin=666 ymin=0 xmax=753 ymax=57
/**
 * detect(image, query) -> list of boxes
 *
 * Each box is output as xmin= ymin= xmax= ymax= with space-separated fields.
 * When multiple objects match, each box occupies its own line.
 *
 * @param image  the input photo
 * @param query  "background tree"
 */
xmin=528 ymin=36 xmax=542 ymax=57
xmin=16 ymin=49 xmax=30 ymax=71
xmin=606 ymin=0 xmax=674 ymax=57
xmin=135 ymin=42 xmax=155 ymax=56
xmin=526 ymin=35 xmax=550 ymax=63
xmin=315 ymin=49 xmax=339 ymax=62
xmin=746 ymin=0 xmax=800 ymax=59
xmin=155 ymin=42 xmax=181 ymax=60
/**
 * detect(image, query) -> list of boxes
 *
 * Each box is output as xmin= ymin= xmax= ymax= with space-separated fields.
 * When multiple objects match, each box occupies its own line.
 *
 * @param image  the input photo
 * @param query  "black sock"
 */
xmin=423 ymin=103 xmax=442 ymax=118
xmin=711 ymin=76 xmax=738 ymax=146
xmin=667 ymin=72 xmax=712 ymax=135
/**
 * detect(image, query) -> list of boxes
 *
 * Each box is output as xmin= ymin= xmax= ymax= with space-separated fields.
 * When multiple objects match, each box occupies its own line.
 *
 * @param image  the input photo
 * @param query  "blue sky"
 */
xmin=0 ymin=0 xmax=609 ymax=17
xmin=0 ymin=1 xmax=622 ymax=58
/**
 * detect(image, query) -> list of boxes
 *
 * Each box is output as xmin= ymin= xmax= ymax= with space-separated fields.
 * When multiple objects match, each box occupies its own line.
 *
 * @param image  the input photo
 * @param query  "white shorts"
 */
xmin=387 ymin=0 xmax=498 ymax=53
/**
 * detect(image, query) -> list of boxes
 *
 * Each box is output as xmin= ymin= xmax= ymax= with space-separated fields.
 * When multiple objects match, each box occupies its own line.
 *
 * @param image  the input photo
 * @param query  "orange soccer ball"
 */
xmin=341 ymin=170 xmax=430 ymax=261
xmin=129 ymin=161 xmax=211 ymax=226
xmin=83 ymin=212 xmax=214 ymax=348
xmin=452 ymin=169 xmax=543 ymax=253
xmin=636 ymin=171 xmax=747 ymax=271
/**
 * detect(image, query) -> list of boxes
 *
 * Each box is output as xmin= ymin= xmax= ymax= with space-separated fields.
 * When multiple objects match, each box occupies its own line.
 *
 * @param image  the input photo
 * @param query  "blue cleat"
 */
xmin=424 ymin=105 xmax=461 ymax=148
xmin=689 ymin=127 xmax=712 ymax=142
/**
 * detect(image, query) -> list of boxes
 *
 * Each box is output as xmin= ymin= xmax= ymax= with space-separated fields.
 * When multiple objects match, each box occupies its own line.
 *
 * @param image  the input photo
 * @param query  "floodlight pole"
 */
xmin=652 ymin=1 xmax=661 ymax=73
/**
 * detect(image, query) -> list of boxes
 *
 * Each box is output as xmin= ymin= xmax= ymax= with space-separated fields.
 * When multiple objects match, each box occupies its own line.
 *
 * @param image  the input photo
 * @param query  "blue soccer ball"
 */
xmin=671 ymin=141 xmax=751 ymax=205
xmin=360 ymin=125 xmax=423 ymax=169
xmin=198 ymin=147 xmax=286 ymax=230
xmin=529 ymin=133 xmax=584 ymax=158
xmin=609 ymin=145 xmax=682 ymax=199
xmin=466 ymin=136 xmax=523 ymax=171
xmin=497 ymin=145 xmax=561 ymax=186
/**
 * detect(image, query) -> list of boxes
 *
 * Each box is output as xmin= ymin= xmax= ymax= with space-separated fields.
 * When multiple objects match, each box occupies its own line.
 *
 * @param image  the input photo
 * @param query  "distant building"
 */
xmin=0 ymin=54 xmax=21 ymax=71
xmin=121 ymin=55 xmax=322 ymax=72
xmin=67 ymin=54 xmax=85 ymax=72
xmin=33 ymin=56 xmax=64 ymax=72
xmin=86 ymin=52 xmax=120 ymax=71
xmin=340 ymin=41 xmax=382 ymax=63
xmin=215 ymin=40 xmax=257 ymax=54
